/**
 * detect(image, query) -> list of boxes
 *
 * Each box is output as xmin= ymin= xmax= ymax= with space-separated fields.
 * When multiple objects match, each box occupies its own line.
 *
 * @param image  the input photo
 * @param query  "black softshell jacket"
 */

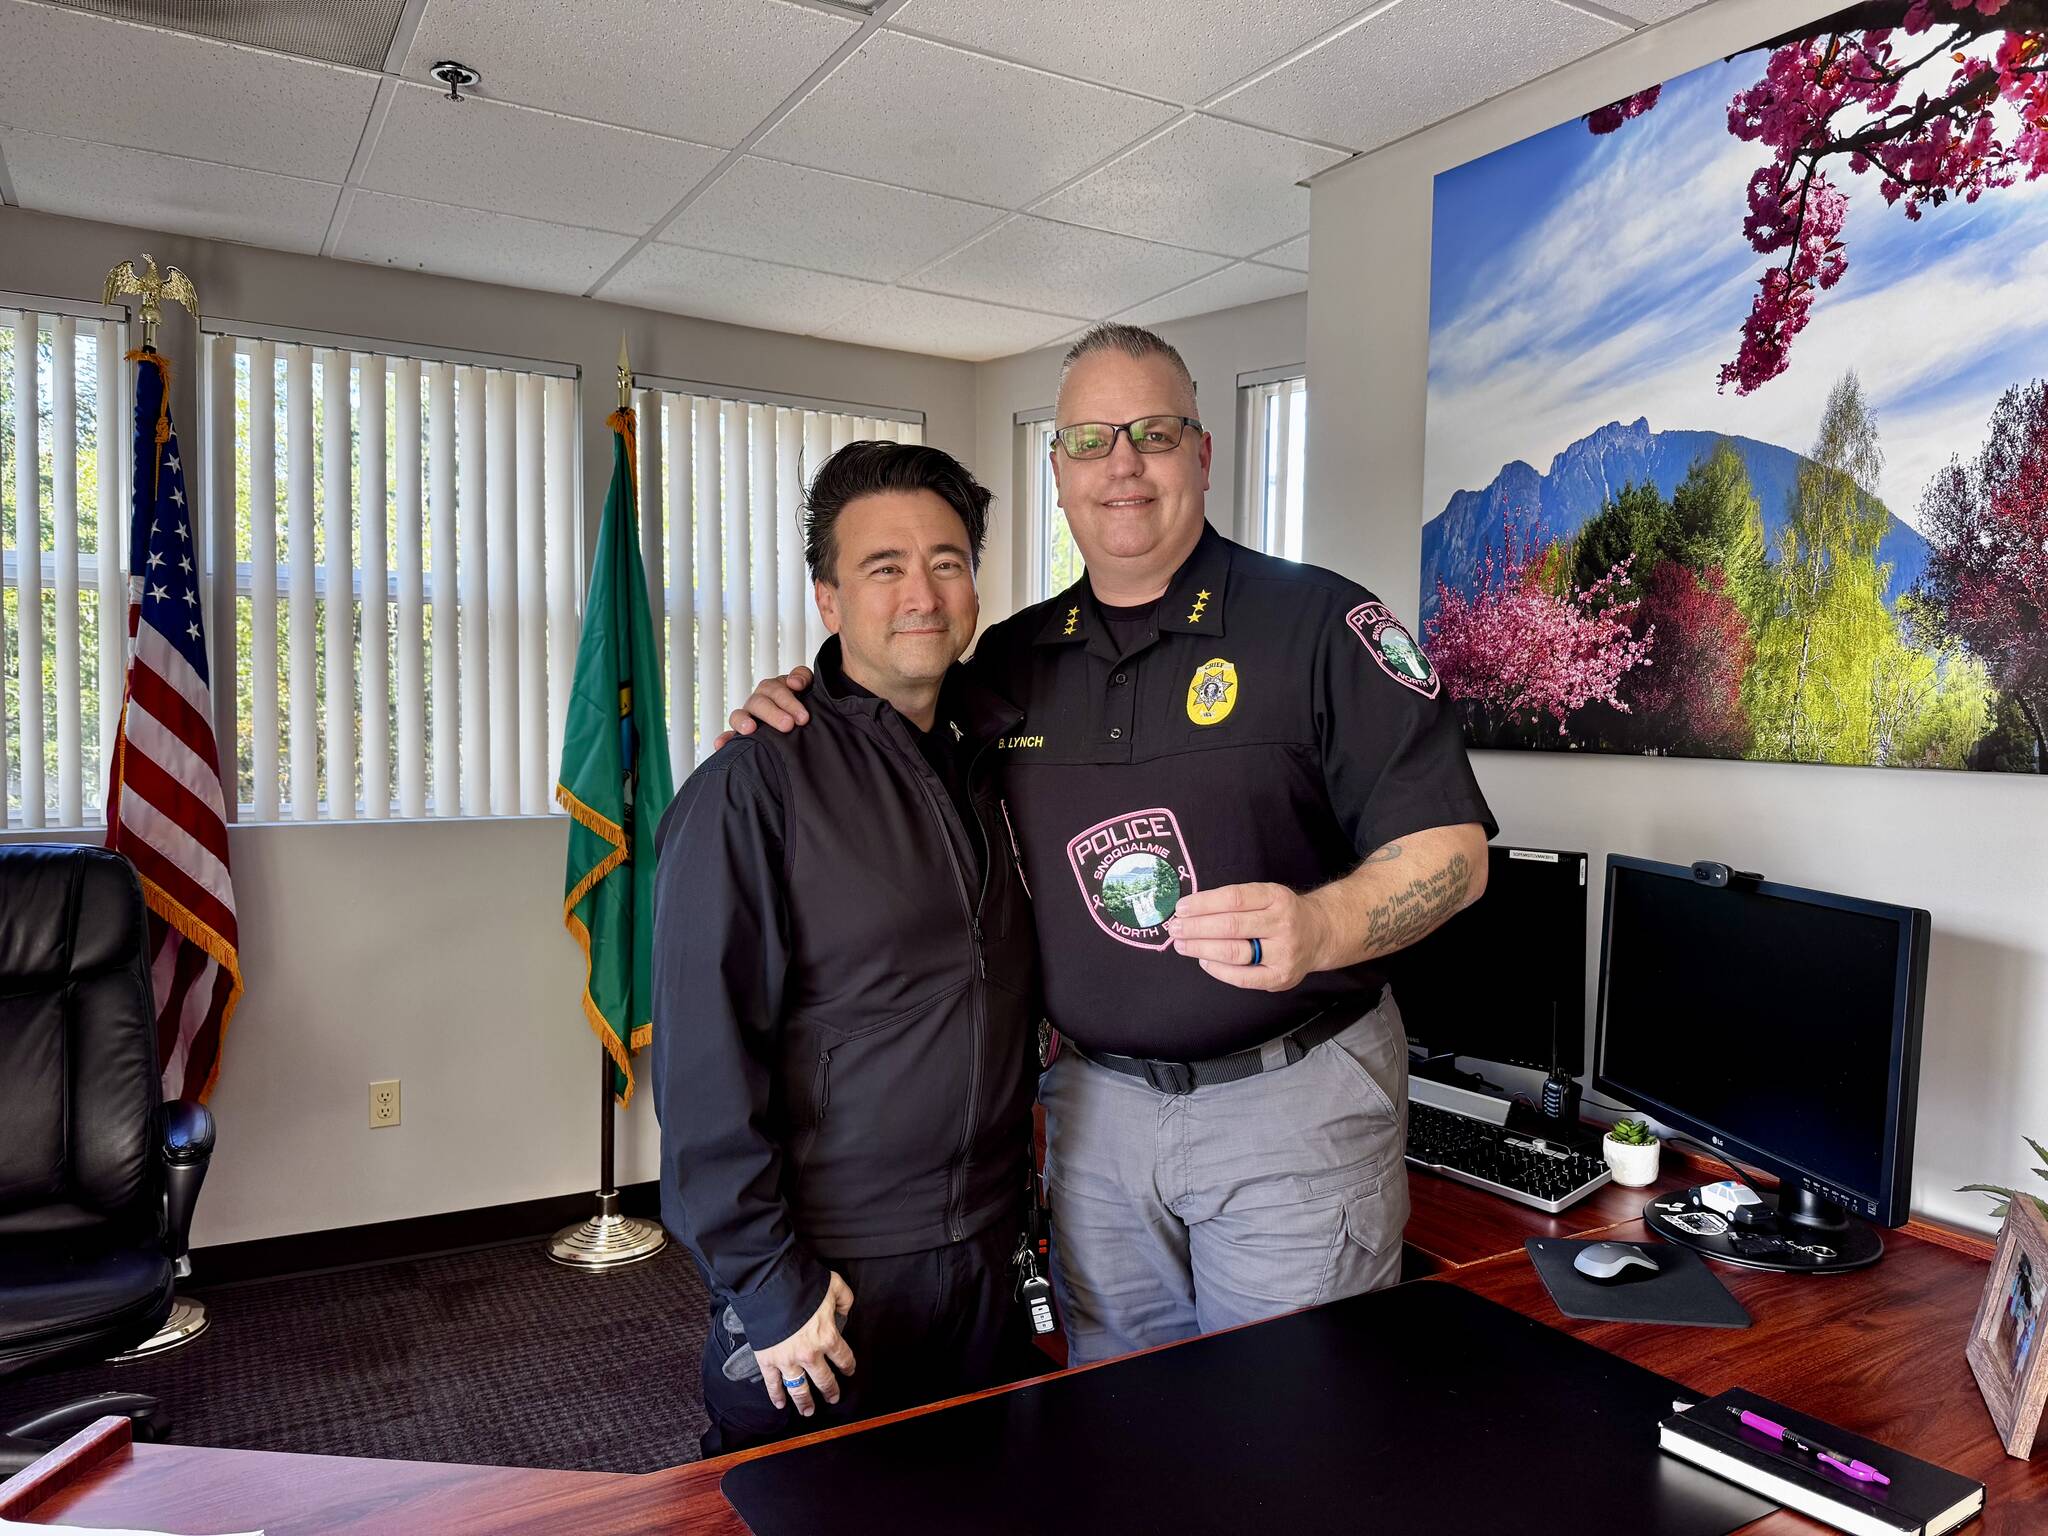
xmin=650 ymin=640 xmax=1038 ymax=1347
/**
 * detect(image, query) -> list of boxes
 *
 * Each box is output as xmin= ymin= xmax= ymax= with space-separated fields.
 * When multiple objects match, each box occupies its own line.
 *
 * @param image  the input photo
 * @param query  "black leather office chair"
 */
xmin=0 ymin=844 xmax=215 ymax=1477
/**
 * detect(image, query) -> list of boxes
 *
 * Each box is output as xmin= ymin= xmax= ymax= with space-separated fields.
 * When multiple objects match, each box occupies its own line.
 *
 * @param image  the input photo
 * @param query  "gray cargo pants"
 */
xmin=1040 ymin=992 xmax=1409 ymax=1365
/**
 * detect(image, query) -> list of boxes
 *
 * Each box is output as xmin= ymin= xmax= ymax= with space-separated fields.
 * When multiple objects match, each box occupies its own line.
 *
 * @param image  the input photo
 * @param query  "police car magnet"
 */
xmin=1345 ymin=601 xmax=1440 ymax=699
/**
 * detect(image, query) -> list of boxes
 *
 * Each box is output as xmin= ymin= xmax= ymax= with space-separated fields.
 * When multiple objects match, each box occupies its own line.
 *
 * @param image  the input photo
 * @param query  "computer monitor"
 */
xmin=1593 ymin=856 xmax=1930 ymax=1235
xmin=1383 ymin=845 xmax=1588 ymax=1076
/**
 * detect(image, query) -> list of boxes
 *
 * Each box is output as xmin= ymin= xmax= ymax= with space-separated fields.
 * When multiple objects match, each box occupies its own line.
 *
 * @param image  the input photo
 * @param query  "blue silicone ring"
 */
xmin=1249 ymin=937 xmax=1263 ymax=966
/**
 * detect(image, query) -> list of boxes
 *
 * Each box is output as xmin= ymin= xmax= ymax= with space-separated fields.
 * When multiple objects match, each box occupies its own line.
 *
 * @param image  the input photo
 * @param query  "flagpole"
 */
xmin=102 ymin=255 xmax=216 ymax=1357
xmin=544 ymin=1045 xmax=666 ymax=1268
xmin=547 ymin=335 xmax=667 ymax=1270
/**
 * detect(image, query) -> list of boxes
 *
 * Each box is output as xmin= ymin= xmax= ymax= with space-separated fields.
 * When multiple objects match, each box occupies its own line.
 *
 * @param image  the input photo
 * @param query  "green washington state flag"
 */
xmin=557 ymin=407 xmax=675 ymax=1106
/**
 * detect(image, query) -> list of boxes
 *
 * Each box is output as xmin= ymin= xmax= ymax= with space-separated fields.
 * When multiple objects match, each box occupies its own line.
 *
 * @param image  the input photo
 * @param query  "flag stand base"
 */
xmin=546 ymin=1189 xmax=667 ymax=1269
xmin=111 ymin=1296 xmax=210 ymax=1361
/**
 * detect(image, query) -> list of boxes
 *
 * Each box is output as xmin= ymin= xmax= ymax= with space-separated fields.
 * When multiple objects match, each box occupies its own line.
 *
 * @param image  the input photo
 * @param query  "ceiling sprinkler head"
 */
xmin=430 ymin=61 xmax=481 ymax=103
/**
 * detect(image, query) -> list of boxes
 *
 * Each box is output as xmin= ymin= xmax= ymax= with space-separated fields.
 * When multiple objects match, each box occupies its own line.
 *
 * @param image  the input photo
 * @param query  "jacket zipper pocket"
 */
xmin=791 ymin=1049 xmax=831 ymax=1177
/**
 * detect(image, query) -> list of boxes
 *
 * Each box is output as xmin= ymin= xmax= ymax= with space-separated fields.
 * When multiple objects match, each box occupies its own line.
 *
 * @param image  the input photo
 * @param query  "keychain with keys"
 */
xmin=1013 ymin=1159 xmax=1055 ymax=1334
xmin=1014 ymin=1238 xmax=1056 ymax=1335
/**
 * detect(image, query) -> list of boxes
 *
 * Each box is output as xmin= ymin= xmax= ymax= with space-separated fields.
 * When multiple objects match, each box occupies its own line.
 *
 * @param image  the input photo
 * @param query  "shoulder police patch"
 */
xmin=1067 ymin=808 xmax=1197 ymax=950
xmin=1185 ymin=657 xmax=1237 ymax=726
xmin=1345 ymin=601 xmax=1440 ymax=699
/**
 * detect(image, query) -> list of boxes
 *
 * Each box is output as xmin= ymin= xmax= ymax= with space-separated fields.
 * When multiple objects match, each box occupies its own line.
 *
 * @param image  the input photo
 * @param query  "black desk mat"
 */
xmin=721 ymin=1280 xmax=1773 ymax=1536
xmin=1529 ymin=1238 xmax=1753 ymax=1328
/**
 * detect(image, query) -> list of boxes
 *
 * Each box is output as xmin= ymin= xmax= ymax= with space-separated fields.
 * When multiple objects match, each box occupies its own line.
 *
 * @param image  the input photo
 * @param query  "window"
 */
xmin=1 ymin=297 xmax=129 ymax=829
xmin=628 ymin=379 xmax=924 ymax=778
xmin=1239 ymin=369 xmax=1306 ymax=561
xmin=210 ymin=326 xmax=581 ymax=822
xmin=1020 ymin=413 xmax=1082 ymax=604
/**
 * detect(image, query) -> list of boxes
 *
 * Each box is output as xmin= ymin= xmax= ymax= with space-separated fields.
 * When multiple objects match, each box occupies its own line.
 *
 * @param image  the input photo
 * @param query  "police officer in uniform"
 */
xmin=728 ymin=325 xmax=1494 ymax=1365
xmin=651 ymin=442 xmax=1041 ymax=1453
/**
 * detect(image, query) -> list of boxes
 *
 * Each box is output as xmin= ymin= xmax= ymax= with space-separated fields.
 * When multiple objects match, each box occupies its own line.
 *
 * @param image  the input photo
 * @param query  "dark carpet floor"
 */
xmin=3 ymin=1240 xmax=713 ymax=1474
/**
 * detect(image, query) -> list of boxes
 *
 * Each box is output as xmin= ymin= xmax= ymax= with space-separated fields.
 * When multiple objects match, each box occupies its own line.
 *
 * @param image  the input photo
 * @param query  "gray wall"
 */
xmin=0 ymin=205 xmax=979 ymax=1247
xmin=1307 ymin=0 xmax=2045 ymax=1234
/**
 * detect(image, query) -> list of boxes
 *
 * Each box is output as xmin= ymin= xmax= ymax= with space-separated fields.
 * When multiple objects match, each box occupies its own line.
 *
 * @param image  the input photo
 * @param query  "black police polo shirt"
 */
xmin=970 ymin=521 xmax=1496 ymax=1062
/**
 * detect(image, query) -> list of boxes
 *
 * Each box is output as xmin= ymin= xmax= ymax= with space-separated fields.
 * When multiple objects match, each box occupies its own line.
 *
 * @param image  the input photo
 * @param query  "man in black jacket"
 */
xmin=650 ymin=442 xmax=1040 ymax=1457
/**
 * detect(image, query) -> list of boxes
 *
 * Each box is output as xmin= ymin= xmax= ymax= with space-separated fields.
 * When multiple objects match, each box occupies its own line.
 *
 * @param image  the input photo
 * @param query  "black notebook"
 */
xmin=1660 ymin=1388 xmax=1985 ymax=1536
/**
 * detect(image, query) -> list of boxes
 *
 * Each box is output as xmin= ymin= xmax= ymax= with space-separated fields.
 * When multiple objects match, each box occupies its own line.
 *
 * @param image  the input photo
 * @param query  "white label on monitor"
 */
xmin=1508 ymin=849 xmax=1559 ymax=863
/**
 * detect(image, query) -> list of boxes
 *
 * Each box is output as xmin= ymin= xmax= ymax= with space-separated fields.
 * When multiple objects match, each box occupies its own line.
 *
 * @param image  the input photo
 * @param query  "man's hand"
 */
xmin=1166 ymin=882 xmax=1335 ymax=992
xmin=1165 ymin=824 xmax=1488 ymax=992
xmin=755 ymin=1270 xmax=856 ymax=1417
xmin=710 ymin=666 xmax=815 ymax=752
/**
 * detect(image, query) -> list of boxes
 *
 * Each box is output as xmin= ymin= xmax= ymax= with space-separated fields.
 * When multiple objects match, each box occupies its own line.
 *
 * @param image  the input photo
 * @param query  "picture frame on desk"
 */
xmin=1967 ymin=1196 xmax=2048 ymax=1459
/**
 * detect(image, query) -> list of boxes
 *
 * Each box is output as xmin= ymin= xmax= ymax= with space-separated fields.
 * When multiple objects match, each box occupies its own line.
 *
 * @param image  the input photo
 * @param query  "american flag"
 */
xmin=105 ymin=349 xmax=242 ymax=1103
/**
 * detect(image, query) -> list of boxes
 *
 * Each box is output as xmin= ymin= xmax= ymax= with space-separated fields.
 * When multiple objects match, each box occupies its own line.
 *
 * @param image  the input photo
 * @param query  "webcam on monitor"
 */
xmin=1689 ymin=860 xmax=1763 ymax=887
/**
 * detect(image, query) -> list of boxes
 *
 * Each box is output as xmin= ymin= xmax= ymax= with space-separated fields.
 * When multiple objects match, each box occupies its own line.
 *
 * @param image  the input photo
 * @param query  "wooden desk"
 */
xmin=10 ymin=1166 xmax=2039 ymax=1534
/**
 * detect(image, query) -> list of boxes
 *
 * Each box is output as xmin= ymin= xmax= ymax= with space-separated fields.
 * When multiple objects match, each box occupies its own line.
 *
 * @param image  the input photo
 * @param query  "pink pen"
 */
xmin=1728 ymin=1405 xmax=1892 ymax=1486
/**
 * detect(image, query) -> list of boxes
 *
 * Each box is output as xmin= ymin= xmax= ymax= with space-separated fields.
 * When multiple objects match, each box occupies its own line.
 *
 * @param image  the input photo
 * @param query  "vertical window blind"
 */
xmin=1019 ymin=413 xmax=1081 ymax=605
xmin=630 ymin=380 xmax=924 ymax=780
xmin=1238 ymin=370 xmax=1307 ymax=562
xmin=0 ymin=298 xmax=129 ymax=829
xmin=209 ymin=327 xmax=580 ymax=822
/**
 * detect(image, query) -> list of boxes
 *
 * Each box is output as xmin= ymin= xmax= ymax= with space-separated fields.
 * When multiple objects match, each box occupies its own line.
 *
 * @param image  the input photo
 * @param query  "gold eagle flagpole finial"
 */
xmin=103 ymin=253 xmax=199 ymax=352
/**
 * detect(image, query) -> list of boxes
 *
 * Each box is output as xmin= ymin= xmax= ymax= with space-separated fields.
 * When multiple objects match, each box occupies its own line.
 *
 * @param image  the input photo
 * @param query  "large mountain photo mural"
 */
xmin=1422 ymin=0 xmax=2048 ymax=772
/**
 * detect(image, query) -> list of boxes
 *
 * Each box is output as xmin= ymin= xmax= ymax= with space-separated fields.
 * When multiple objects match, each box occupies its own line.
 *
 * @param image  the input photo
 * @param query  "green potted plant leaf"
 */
xmin=1603 ymin=1116 xmax=1661 ymax=1187
xmin=1957 ymin=1136 xmax=2048 ymax=1221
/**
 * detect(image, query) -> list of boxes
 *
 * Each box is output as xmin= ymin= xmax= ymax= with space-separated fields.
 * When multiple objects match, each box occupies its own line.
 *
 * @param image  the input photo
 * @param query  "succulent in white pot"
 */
xmin=1603 ymin=1117 xmax=1661 ymax=1187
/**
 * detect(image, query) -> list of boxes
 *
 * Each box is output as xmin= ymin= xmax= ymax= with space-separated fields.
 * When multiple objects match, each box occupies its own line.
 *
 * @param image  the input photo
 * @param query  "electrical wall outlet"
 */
xmin=369 ymin=1079 xmax=401 ymax=1128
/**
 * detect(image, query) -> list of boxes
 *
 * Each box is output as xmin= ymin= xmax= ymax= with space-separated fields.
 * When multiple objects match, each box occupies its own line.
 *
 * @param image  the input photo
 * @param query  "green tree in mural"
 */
xmin=1562 ymin=446 xmax=1769 ymax=753
xmin=1572 ymin=480 xmax=1671 ymax=604
xmin=1745 ymin=372 xmax=1991 ymax=766
xmin=1873 ymin=596 xmax=1994 ymax=768
xmin=1746 ymin=373 xmax=1891 ymax=761
xmin=1669 ymin=440 xmax=1771 ymax=623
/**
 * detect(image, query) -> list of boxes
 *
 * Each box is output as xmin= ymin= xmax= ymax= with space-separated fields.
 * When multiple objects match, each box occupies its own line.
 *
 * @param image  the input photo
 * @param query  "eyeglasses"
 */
xmin=1052 ymin=416 xmax=1203 ymax=460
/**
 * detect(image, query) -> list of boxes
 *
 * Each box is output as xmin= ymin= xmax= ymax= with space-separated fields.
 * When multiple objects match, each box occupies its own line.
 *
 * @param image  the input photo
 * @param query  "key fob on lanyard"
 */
xmin=1013 ymin=1239 xmax=1056 ymax=1335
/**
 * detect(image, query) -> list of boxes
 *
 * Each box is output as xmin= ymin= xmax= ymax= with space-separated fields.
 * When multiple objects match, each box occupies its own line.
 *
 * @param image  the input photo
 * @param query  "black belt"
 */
xmin=1076 ymin=1003 xmax=1369 ymax=1096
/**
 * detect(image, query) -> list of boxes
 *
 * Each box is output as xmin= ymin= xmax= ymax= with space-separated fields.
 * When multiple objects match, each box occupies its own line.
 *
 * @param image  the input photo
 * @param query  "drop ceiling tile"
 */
xmin=820 ymin=287 xmax=1079 ymax=363
xmin=50 ymin=0 xmax=412 ymax=71
xmin=1113 ymin=260 xmax=1306 ymax=327
xmin=1258 ymin=233 xmax=1309 ymax=271
xmin=1210 ymin=0 xmax=1629 ymax=153
xmin=0 ymin=0 xmax=377 ymax=181
xmin=1034 ymin=115 xmax=1343 ymax=258
xmin=364 ymin=84 xmax=723 ymax=235
xmin=659 ymin=158 xmax=1004 ymax=283
xmin=911 ymin=215 xmax=1226 ymax=320
xmin=600 ymin=244 xmax=884 ymax=335
xmin=404 ymin=0 xmax=858 ymax=147
xmin=756 ymin=31 xmax=1177 ymax=207
xmin=334 ymin=191 xmax=637 ymax=295
xmin=0 ymin=128 xmax=341 ymax=254
xmin=891 ymin=0 xmax=1367 ymax=105
xmin=1601 ymin=0 xmax=1708 ymax=19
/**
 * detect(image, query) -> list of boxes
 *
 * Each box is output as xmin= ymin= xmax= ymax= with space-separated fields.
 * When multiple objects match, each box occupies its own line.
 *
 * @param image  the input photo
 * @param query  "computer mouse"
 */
xmin=1573 ymin=1240 xmax=1660 ymax=1283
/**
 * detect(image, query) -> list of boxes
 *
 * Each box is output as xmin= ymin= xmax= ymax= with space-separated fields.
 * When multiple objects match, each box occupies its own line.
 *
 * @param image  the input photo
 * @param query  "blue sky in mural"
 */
xmin=1424 ymin=42 xmax=2048 ymax=534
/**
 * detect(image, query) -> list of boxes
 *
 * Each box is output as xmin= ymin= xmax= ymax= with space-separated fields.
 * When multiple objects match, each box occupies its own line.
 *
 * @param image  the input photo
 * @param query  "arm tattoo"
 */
xmin=1360 ymin=853 xmax=1471 ymax=961
xmin=1363 ymin=841 xmax=1403 ymax=864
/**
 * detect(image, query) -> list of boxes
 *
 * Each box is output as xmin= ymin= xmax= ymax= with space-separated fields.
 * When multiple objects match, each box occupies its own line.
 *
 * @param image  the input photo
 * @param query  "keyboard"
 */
xmin=1404 ymin=1098 xmax=1613 ymax=1214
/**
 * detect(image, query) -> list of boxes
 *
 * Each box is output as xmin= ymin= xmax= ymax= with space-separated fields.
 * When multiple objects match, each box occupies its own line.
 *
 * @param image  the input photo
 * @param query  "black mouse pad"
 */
xmin=721 ymin=1280 xmax=1771 ymax=1536
xmin=1528 ymin=1237 xmax=1751 ymax=1328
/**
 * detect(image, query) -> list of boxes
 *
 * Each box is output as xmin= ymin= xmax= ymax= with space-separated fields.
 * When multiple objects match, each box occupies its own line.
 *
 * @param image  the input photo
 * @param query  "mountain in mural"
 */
xmin=1418 ymin=418 xmax=1930 ymax=622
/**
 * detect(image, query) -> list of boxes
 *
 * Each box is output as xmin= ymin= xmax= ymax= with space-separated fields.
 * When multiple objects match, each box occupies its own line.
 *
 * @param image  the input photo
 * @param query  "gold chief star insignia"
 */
xmin=1187 ymin=591 xmax=1210 ymax=624
xmin=1063 ymin=604 xmax=1080 ymax=636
